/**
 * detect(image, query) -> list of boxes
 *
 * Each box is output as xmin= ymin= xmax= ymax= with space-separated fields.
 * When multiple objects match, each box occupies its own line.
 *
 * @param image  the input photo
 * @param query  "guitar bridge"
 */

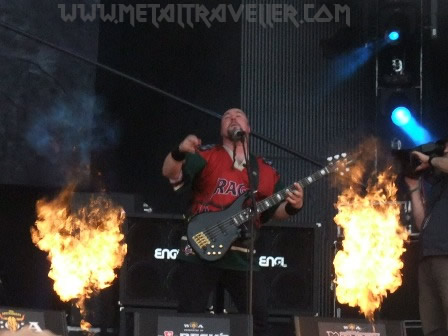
xmin=192 ymin=232 xmax=211 ymax=250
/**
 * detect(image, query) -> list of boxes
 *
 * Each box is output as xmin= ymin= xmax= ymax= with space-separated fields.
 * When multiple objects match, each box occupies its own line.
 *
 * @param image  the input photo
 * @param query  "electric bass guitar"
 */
xmin=187 ymin=153 xmax=353 ymax=261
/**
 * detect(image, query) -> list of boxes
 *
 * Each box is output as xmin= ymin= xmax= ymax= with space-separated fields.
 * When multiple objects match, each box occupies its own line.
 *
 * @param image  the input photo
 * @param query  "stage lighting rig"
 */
xmin=376 ymin=0 xmax=424 ymax=150
xmin=377 ymin=0 xmax=420 ymax=88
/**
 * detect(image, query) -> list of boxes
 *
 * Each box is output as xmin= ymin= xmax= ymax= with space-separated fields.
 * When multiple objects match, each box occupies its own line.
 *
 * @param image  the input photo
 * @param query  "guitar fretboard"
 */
xmin=229 ymin=165 xmax=332 ymax=227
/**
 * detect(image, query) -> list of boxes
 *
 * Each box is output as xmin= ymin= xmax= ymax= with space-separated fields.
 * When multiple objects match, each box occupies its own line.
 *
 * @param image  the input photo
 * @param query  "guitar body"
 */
xmin=187 ymin=194 xmax=248 ymax=262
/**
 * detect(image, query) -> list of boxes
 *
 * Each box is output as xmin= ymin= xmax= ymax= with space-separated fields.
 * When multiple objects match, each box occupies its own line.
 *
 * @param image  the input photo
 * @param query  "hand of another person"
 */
xmin=179 ymin=134 xmax=201 ymax=153
xmin=411 ymin=151 xmax=431 ymax=171
xmin=286 ymin=182 xmax=303 ymax=209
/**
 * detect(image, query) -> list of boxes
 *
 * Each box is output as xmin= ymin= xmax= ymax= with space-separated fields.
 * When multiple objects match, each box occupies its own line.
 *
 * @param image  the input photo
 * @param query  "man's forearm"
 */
xmin=273 ymin=201 xmax=302 ymax=220
xmin=273 ymin=202 xmax=289 ymax=220
xmin=409 ymin=189 xmax=425 ymax=231
xmin=430 ymin=156 xmax=448 ymax=173
xmin=162 ymin=153 xmax=183 ymax=180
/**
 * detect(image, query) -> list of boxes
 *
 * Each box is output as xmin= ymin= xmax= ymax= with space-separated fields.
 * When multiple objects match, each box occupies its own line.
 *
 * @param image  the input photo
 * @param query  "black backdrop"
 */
xmin=92 ymin=0 xmax=242 ymax=215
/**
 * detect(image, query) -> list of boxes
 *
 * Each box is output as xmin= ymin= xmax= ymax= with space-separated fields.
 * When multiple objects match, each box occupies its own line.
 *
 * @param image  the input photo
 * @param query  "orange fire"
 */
xmin=31 ymin=185 xmax=127 ymax=330
xmin=333 ymin=169 xmax=408 ymax=321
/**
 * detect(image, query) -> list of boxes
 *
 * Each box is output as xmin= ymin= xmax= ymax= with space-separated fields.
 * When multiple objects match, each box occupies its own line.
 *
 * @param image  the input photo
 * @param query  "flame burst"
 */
xmin=333 ymin=169 xmax=408 ymax=321
xmin=31 ymin=185 xmax=127 ymax=330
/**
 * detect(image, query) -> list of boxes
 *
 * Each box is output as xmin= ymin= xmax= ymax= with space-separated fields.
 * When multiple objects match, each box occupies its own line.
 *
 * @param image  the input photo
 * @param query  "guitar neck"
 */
xmin=229 ymin=162 xmax=337 ymax=228
xmin=255 ymin=166 xmax=331 ymax=214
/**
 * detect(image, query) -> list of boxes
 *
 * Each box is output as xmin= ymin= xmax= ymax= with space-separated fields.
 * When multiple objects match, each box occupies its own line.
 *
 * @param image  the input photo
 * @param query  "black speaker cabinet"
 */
xmin=403 ymin=320 xmax=423 ymax=336
xmin=69 ymin=282 xmax=119 ymax=329
xmin=255 ymin=226 xmax=317 ymax=316
xmin=120 ymin=218 xmax=318 ymax=316
xmin=294 ymin=316 xmax=404 ymax=336
xmin=119 ymin=214 xmax=185 ymax=308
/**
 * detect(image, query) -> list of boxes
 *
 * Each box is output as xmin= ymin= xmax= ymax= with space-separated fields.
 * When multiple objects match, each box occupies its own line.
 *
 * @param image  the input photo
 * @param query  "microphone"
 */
xmin=229 ymin=129 xmax=246 ymax=141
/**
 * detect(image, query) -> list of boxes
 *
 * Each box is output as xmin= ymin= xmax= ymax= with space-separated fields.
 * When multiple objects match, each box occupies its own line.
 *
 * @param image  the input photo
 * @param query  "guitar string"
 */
xmin=198 ymin=168 xmax=329 ymax=240
xmin=197 ymin=178 xmax=309 ymax=240
xmin=199 ymin=185 xmax=296 ymax=239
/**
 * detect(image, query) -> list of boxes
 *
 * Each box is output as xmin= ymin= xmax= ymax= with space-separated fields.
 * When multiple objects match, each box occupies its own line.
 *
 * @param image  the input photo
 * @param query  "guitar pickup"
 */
xmin=192 ymin=232 xmax=211 ymax=249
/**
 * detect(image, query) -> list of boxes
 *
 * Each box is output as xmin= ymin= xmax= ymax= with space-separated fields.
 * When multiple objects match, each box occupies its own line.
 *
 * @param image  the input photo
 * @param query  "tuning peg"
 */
xmin=327 ymin=157 xmax=333 ymax=161
xmin=341 ymin=153 xmax=347 ymax=157
xmin=346 ymin=168 xmax=350 ymax=172
xmin=340 ymin=172 xmax=344 ymax=176
xmin=334 ymin=155 xmax=340 ymax=160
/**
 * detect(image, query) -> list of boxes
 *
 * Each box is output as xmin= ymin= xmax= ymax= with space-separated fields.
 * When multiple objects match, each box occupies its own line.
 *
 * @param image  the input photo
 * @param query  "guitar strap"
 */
xmin=236 ymin=154 xmax=259 ymax=244
xmin=248 ymin=154 xmax=259 ymax=192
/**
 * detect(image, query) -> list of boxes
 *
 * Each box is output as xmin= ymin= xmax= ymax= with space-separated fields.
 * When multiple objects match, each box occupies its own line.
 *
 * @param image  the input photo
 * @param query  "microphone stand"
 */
xmin=239 ymin=134 xmax=257 ymax=336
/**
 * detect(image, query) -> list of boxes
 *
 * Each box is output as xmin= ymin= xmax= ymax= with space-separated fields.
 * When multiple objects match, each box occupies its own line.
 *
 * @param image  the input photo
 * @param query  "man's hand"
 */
xmin=273 ymin=183 xmax=304 ymax=220
xmin=163 ymin=134 xmax=201 ymax=179
xmin=411 ymin=151 xmax=431 ymax=171
xmin=179 ymin=134 xmax=201 ymax=153
xmin=286 ymin=182 xmax=304 ymax=210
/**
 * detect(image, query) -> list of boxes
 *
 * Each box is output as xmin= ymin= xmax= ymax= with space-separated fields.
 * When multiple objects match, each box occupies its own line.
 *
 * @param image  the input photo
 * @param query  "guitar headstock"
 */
xmin=326 ymin=153 xmax=355 ymax=176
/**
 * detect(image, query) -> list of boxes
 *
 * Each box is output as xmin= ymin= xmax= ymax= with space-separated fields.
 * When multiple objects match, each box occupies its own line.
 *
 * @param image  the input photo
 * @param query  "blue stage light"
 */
xmin=390 ymin=106 xmax=433 ymax=145
xmin=385 ymin=30 xmax=401 ymax=45
xmin=388 ymin=31 xmax=400 ymax=41
xmin=391 ymin=106 xmax=411 ymax=126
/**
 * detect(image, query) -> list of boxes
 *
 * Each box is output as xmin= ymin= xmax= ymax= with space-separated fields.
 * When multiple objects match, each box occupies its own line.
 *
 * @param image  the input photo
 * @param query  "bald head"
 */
xmin=220 ymin=108 xmax=251 ymax=140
